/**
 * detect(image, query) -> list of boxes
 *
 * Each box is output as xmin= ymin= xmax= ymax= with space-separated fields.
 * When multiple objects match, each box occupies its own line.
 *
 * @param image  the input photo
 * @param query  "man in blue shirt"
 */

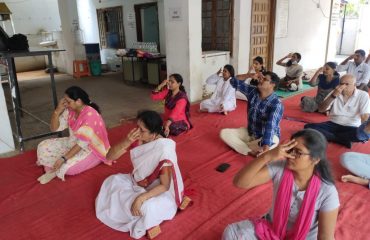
xmin=220 ymin=71 xmax=283 ymax=156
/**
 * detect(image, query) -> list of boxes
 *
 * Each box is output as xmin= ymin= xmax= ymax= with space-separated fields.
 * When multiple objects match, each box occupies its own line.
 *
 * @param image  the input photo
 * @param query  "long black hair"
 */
xmin=291 ymin=129 xmax=335 ymax=184
xmin=170 ymin=73 xmax=186 ymax=93
xmin=253 ymin=56 xmax=265 ymax=72
xmin=65 ymin=86 xmax=101 ymax=113
xmin=137 ymin=110 xmax=165 ymax=137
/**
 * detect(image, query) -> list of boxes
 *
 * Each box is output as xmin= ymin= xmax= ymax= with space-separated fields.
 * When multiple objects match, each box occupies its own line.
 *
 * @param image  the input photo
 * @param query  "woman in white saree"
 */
xmin=95 ymin=110 xmax=185 ymax=239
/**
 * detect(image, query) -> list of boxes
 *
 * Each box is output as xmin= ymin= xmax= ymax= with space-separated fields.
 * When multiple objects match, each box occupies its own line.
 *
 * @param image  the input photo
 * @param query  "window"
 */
xmin=202 ymin=0 xmax=234 ymax=53
xmin=97 ymin=6 xmax=125 ymax=49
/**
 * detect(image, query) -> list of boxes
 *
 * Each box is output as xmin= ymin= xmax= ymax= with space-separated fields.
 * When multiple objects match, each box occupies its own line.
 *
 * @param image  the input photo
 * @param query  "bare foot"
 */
xmin=37 ymin=171 xmax=57 ymax=184
xmin=223 ymin=111 xmax=228 ymax=115
xmin=341 ymin=174 xmax=369 ymax=186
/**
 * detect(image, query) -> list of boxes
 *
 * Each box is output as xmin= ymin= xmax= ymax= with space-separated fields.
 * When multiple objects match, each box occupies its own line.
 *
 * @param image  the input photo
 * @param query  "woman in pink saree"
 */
xmin=95 ymin=110 xmax=186 ymax=239
xmin=223 ymin=129 xmax=339 ymax=240
xmin=36 ymin=86 xmax=110 ymax=184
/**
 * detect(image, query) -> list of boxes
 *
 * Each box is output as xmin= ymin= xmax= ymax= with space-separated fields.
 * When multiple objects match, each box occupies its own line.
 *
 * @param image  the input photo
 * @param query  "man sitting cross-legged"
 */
xmin=304 ymin=74 xmax=370 ymax=148
xmin=220 ymin=71 xmax=283 ymax=156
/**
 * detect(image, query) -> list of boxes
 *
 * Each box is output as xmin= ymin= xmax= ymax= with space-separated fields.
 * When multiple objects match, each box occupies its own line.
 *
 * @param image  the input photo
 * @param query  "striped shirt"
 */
xmin=230 ymin=78 xmax=283 ymax=146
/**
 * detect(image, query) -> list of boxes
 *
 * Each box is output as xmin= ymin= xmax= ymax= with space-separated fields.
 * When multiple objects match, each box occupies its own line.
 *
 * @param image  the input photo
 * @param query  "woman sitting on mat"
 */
xmin=151 ymin=73 xmax=192 ymax=136
xmin=276 ymin=52 xmax=303 ymax=91
xmin=200 ymin=64 xmax=236 ymax=115
xmin=36 ymin=86 xmax=110 ymax=184
xmin=301 ymin=62 xmax=340 ymax=112
xmin=235 ymin=56 xmax=266 ymax=101
xmin=96 ymin=110 xmax=188 ymax=239
xmin=223 ymin=129 xmax=339 ymax=240
xmin=236 ymin=56 xmax=266 ymax=86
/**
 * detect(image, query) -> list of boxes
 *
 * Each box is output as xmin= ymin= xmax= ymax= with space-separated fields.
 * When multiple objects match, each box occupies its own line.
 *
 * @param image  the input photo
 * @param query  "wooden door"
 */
xmin=250 ymin=0 xmax=276 ymax=69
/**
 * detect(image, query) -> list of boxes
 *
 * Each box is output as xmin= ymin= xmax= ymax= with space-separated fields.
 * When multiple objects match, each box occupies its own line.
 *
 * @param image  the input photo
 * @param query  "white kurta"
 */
xmin=200 ymin=74 xmax=236 ymax=112
xmin=95 ymin=138 xmax=184 ymax=239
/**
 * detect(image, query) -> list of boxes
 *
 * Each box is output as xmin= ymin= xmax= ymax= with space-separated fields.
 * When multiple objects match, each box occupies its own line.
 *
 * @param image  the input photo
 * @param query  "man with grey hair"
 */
xmin=304 ymin=74 xmax=370 ymax=148
xmin=337 ymin=49 xmax=370 ymax=91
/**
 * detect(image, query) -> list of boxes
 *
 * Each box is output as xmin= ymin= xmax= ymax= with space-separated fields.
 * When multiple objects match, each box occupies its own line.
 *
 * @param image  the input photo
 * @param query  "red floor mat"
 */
xmin=282 ymin=88 xmax=329 ymax=123
xmin=1 ymin=102 xmax=370 ymax=240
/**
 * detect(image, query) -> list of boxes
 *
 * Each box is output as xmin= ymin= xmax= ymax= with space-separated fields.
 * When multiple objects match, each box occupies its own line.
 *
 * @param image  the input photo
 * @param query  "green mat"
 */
xmin=276 ymin=82 xmax=314 ymax=98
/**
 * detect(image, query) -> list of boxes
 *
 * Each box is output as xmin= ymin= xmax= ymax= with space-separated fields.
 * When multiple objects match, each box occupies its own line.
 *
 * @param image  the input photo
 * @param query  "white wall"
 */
xmin=231 ymin=0 xmax=252 ymax=74
xmin=272 ymin=0 xmax=332 ymax=76
xmin=4 ymin=0 xmax=60 ymax=35
xmin=164 ymin=0 xmax=202 ymax=102
xmin=356 ymin=3 xmax=370 ymax=51
xmin=58 ymin=0 xmax=80 ymax=74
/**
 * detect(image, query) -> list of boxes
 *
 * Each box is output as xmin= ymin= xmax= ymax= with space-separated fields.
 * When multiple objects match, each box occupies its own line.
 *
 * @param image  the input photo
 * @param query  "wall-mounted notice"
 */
xmin=127 ymin=12 xmax=135 ymax=21
xmin=169 ymin=8 xmax=182 ymax=21
xmin=275 ymin=0 xmax=289 ymax=38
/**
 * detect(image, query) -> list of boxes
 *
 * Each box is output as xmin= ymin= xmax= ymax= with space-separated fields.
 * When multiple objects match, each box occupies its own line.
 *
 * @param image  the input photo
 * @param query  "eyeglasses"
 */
xmin=287 ymin=148 xmax=310 ymax=158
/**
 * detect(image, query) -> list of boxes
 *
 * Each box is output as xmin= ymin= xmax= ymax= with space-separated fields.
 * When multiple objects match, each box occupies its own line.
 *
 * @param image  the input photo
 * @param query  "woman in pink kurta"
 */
xmin=151 ymin=73 xmax=192 ymax=136
xmin=36 ymin=86 xmax=111 ymax=184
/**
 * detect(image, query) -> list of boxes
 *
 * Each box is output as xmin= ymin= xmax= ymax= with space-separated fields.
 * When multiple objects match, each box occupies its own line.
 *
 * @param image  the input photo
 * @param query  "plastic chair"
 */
xmin=73 ymin=60 xmax=90 ymax=78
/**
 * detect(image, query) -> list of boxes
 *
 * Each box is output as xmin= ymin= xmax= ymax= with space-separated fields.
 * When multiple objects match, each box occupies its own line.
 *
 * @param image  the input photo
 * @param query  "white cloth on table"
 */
xmin=200 ymin=74 xmax=236 ymax=112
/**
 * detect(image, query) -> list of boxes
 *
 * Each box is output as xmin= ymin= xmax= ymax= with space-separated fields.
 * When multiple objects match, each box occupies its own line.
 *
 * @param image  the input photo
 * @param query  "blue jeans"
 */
xmin=304 ymin=121 xmax=360 ymax=148
xmin=341 ymin=152 xmax=370 ymax=189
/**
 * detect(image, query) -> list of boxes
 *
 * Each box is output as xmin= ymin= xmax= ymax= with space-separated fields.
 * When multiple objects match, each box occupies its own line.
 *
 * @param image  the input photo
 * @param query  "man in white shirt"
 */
xmin=337 ymin=49 xmax=370 ymax=92
xmin=304 ymin=74 xmax=370 ymax=148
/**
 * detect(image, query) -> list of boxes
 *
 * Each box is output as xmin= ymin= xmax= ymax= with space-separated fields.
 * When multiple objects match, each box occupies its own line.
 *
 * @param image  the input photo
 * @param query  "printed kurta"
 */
xmin=37 ymin=106 xmax=110 ymax=180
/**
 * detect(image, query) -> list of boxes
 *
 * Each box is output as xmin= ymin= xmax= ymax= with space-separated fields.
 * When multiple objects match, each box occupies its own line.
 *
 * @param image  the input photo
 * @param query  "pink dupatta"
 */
xmin=254 ymin=169 xmax=321 ymax=240
xmin=68 ymin=106 xmax=110 ymax=160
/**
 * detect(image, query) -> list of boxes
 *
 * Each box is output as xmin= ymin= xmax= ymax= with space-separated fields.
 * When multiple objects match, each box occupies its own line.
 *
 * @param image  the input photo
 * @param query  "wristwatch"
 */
xmin=61 ymin=156 xmax=67 ymax=163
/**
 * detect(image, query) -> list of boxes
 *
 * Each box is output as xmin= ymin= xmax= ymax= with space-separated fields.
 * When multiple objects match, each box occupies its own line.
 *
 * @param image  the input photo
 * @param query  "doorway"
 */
xmin=249 ymin=0 xmax=276 ymax=70
xmin=134 ymin=3 xmax=159 ymax=46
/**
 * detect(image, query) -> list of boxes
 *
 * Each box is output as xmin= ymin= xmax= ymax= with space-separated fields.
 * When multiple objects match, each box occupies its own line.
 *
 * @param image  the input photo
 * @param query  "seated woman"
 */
xmin=151 ymin=73 xmax=192 ymax=136
xmin=236 ymin=56 xmax=266 ymax=86
xmin=36 ymin=86 xmax=110 ymax=184
xmin=200 ymin=64 xmax=236 ymax=115
xmin=301 ymin=62 xmax=340 ymax=112
xmin=223 ymin=129 xmax=339 ymax=240
xmin=276 ymin=52 xmax=303 ymax=91
xmin=341 ymin=119 xmax=370 ymax=188
xmin=95 ymin=110 xmax=186 ymax=239
xmin=235 ymin=56 xmax=266 ymax=101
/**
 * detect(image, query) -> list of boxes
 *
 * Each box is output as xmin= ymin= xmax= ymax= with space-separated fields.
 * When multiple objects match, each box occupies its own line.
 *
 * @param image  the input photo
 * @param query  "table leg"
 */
xmin=131 ymin=57 xmax=135 ymax=84
xmin=47 ymin=53 xmax=58 ymax=107
xmin=7 ymin=56 xmax=24 ymax=150
xmin=121 ymin=56 xmax=124 ymax=82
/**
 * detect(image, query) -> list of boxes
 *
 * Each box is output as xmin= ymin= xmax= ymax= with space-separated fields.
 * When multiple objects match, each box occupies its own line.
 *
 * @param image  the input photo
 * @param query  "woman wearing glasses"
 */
xmin=223 ymin=129 xmax=339 ymax=240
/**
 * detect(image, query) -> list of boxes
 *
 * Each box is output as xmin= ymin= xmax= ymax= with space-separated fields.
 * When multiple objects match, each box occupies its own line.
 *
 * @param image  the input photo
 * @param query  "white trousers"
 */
xmin=220 ymin=127 xmax=279 ymax=155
